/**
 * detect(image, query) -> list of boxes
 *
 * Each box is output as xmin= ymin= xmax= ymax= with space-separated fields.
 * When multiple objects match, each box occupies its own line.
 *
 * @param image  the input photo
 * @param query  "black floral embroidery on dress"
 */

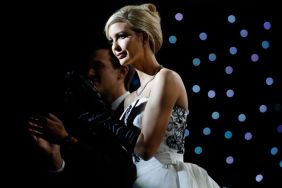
xmin=122 ymin=98 xmax=188 ymax=159
xmin=165 ymin=106 xmax=188 ymax=154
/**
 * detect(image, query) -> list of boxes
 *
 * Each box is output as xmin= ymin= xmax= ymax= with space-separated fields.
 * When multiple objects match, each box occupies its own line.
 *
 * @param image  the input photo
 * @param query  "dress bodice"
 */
xmin=120 ymin=98 xmax=220 ymax=188
xmin=120 ymin=98 xmax=189 ymax=164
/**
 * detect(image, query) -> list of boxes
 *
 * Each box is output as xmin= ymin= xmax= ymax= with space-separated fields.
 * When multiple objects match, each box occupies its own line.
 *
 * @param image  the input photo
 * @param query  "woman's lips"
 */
xmin=116 ymin=51 xmax=127 ymax=59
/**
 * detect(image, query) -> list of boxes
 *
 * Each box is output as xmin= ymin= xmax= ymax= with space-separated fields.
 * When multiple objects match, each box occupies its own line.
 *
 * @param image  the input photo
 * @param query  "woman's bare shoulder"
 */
xmin=156 ymin=67 xmax=183 ymax=84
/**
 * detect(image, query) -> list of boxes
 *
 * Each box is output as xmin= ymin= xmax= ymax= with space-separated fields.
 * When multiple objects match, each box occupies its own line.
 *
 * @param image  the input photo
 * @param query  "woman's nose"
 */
xmin=112 ymin=41 xmax=121 ymax=52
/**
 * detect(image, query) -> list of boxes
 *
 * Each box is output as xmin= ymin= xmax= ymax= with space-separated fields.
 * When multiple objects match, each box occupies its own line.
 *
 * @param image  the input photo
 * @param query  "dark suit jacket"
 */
xmin=49 ymin=100 xmax=136 ymax=187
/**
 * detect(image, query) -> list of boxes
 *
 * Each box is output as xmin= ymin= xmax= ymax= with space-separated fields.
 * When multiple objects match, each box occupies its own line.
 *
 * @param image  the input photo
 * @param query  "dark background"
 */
xmin=7 ymin=0 xmax=280 ymax=187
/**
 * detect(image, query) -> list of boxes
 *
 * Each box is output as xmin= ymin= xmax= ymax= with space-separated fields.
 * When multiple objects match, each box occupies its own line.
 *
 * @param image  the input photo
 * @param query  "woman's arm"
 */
xmin=134 ymin=69 xmax=184 ymax=160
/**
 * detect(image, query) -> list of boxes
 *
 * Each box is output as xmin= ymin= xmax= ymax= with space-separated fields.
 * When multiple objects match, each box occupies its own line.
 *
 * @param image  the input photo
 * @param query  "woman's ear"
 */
xmin=142 ymin=32 xmax=149 ymax=45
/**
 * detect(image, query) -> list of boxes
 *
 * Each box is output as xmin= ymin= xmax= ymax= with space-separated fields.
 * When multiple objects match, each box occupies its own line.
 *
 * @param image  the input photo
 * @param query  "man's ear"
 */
xmin=118 ymin=65 xmax=129 ymax=80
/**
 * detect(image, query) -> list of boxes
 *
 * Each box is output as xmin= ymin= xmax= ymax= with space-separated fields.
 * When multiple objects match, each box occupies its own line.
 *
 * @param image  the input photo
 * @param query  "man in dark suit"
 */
xmin=28 ymin=45 xmax=136 ymax=187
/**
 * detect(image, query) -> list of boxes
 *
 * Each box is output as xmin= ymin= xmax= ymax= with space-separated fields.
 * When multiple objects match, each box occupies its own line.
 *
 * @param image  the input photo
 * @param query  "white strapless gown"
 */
xmin=120 ymin=98 xmax=220 ymax=188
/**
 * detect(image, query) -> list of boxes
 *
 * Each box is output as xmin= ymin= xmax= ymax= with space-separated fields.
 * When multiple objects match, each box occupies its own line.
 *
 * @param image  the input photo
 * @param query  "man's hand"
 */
xmin=28 ymin=113 xmax=68 ymax=144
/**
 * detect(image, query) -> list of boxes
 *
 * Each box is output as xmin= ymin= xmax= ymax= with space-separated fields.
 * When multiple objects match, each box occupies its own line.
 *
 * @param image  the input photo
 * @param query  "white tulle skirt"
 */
xmin=133 ymin=153 xmax=220 ymax=188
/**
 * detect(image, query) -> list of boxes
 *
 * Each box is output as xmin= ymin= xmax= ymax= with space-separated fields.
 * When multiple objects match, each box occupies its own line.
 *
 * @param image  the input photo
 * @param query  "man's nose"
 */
xmin=88 ymin=68 xmax=95 ymax=76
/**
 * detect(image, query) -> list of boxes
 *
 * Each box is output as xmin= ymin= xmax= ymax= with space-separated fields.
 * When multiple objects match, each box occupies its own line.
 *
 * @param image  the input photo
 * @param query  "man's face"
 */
xmin=88 ymin=49 xmax=119 ymax=98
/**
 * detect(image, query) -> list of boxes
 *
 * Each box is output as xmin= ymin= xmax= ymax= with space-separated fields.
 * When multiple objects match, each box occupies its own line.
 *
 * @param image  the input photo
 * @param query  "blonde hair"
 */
xmin=105 ymin=3 xmax=163 ymax=54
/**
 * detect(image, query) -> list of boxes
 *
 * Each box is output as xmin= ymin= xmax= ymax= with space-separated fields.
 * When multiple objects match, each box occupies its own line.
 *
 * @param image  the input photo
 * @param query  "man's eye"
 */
xmin=90 ymin=61 xmax=102 ymax=69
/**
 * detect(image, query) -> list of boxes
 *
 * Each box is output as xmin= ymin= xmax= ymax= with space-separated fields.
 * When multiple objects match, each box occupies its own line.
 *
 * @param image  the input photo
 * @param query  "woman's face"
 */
xmin=108 ymin=22 xmax=144 ymax=66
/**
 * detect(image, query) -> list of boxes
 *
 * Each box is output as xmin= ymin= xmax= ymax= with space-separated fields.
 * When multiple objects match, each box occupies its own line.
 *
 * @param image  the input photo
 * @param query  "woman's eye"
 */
xmin=118 ymin=34 xmax=126 ymax=39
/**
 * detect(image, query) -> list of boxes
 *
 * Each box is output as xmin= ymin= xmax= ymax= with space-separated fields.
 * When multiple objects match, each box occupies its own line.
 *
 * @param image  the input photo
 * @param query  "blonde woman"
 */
xmin=104 ymin=3 xmax=220 ymax=188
